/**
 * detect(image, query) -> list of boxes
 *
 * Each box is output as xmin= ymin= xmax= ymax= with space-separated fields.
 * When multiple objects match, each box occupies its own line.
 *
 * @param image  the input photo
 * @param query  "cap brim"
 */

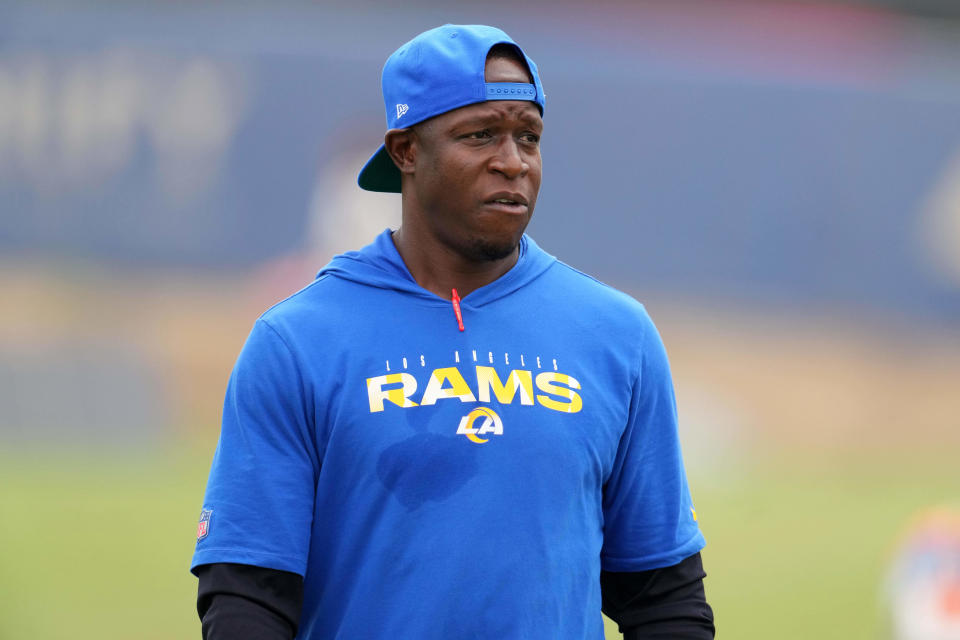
xmin=357 ymin=144 xmax=402 ymax=193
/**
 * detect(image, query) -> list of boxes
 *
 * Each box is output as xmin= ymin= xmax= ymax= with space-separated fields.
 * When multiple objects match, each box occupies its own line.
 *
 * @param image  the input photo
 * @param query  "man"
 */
xmin=192 ymin=24 xmax=715 ymax=639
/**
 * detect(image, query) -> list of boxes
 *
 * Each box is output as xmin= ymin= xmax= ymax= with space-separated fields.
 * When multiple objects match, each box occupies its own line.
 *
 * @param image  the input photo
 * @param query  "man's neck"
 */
xmin=391 ymin=228 xmax=519 ymax=300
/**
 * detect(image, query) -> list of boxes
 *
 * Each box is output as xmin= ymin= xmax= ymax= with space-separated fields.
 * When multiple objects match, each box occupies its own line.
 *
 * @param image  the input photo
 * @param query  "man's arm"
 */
xmin=197 ymin=563 xmax=304 ymax=640
xmin=190 ymin=318 xmax=319 ymax=636
xmin=601 ymin=552 xmax=715 ymax=639
xmin=601 ymin=309 xmax=712 ymax=637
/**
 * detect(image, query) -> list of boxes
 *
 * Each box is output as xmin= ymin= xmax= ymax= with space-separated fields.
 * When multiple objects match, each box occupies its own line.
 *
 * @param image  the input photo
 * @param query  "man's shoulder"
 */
xmin=546 ymin=259 xmax=652 ymax=323
xmin=257 ymin=272 xmax=349 ymax=332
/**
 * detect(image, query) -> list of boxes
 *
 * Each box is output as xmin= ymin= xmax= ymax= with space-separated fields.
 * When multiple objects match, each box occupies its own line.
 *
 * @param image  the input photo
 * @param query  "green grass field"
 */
xmin=1 ymin=444 xmax=955 ymax=639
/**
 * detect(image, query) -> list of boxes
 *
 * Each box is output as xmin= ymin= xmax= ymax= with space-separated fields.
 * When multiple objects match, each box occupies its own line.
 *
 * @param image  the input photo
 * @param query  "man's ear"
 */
xmin=384 ymin=128 xmax=418 ymax=177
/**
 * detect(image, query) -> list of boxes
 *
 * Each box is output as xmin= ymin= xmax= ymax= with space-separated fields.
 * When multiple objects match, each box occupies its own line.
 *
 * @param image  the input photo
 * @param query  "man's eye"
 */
xmin=468 ymin=130 xmax=491 ymax=139
xmin=521 ymin=133 xmax=540 ymax=144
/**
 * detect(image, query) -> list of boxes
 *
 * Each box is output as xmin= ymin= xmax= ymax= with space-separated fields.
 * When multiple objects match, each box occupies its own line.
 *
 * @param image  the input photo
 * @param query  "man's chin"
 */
xmin=468 ymin=236 xmax=522 ymax=262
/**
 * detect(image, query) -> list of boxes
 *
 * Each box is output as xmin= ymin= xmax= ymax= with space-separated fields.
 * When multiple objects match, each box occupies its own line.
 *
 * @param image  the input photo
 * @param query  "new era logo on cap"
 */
xmin=396 ymin=103 xmax=409 ymax=119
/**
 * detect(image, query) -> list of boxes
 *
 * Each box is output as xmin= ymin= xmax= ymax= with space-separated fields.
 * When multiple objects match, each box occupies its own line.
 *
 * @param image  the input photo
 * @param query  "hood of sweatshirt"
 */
xmin=317 ymin=229 xmax=557 ymax=310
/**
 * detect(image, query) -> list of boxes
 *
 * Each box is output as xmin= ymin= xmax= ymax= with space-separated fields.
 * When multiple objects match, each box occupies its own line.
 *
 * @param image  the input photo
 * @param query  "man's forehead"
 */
xmin=444 ymin=101 xmax=543 ymax=127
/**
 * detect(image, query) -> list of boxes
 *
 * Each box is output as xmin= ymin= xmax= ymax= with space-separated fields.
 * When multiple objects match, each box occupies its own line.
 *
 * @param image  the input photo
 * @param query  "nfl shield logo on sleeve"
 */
xmin=197 ymin=508 xmax=212 ymax=541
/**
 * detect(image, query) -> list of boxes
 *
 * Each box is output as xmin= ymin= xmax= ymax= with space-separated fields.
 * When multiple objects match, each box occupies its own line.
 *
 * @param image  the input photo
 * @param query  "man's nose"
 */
xmin=489 ymin=137 xmax=528 ymax=179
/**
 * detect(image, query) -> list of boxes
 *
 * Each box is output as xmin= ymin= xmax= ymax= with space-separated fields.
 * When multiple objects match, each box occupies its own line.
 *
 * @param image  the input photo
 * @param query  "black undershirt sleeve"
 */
xmin=601 ymin=551 xmax=715 ymax=639
xmin=196 ymin=553 xmax=713 ymax=639
xmin=196 ymin=563 xmax=304 ymax=640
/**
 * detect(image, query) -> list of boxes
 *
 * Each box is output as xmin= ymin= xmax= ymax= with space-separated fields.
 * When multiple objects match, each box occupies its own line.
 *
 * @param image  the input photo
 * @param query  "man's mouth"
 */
xmin=485 ymin=192 xmax=529 ymax=211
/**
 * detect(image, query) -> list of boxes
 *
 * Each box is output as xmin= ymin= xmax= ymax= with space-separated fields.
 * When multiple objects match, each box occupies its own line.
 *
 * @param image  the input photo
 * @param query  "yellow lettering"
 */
xmin=420 ymin=367 xmax=477 ymax=405
xmin=535 ymin=372 xmax=583 ymax=413
xmin=475 ymin=367 xmax=534 ymax=405
xmin=366 ymin=373 xmax=419 ymax=413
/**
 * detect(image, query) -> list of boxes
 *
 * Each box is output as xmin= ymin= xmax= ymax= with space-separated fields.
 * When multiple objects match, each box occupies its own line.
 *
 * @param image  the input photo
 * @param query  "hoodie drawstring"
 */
xmin=451 ymin=288 xmax=465 ymax=332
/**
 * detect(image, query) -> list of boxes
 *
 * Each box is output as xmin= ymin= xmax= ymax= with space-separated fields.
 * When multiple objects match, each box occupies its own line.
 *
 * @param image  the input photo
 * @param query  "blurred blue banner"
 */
xmin=2 ymin=2 xmax=960 ymax=322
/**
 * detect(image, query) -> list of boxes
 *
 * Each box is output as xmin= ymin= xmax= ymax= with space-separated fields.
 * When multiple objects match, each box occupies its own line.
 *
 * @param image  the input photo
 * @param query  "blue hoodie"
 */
xmin=192 ymin=229 xmax=704 ymax=639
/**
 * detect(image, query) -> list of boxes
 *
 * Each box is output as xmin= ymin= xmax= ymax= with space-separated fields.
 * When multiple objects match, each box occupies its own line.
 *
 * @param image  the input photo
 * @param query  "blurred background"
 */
xmin=2 ymin=1 xmax=959 ymax=638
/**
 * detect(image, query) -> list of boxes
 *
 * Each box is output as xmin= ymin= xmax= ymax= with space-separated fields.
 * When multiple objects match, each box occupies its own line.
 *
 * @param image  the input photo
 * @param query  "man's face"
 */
xmin=409 ymin=55 xmax=543 ymax=263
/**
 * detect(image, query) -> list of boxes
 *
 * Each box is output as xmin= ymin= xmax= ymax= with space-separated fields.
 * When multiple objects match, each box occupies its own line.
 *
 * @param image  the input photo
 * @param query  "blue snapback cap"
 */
xmin=358 ymin=24 xmax=545 ymax=193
